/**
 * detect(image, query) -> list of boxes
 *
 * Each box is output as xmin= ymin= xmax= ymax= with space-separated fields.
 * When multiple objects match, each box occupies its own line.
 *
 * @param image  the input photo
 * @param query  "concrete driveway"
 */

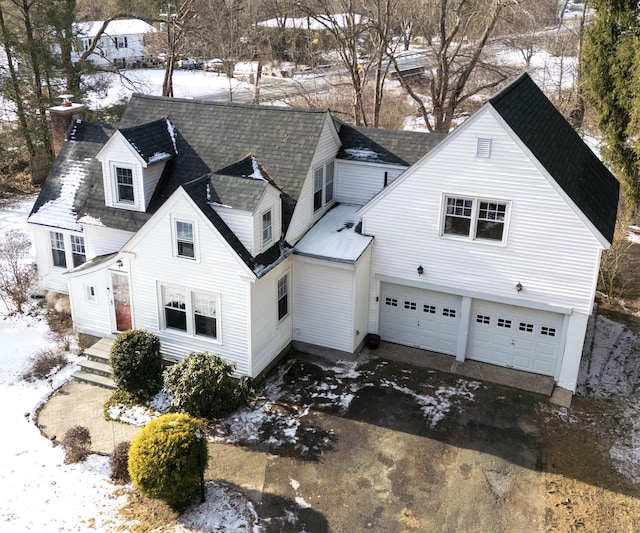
xmin=208 ymin=350 xmax=551 ymax=532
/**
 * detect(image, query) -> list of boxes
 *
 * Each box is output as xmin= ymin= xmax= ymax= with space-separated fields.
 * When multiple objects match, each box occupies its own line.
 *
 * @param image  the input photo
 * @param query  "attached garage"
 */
xmin=378 ymin=282 xmax=567 ymax=378
xmin=379 ymin=283 xmax=461 ymax=356
xmin=467 ymin=300 xmax=565 ymax=376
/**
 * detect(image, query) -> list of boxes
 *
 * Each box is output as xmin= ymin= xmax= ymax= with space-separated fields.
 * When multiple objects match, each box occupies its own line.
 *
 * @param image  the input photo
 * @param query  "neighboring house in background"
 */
xmin=28 ymin=73 xmax=619 ymax=394
xmin=71 ymin=19 xmax=155 ymax=68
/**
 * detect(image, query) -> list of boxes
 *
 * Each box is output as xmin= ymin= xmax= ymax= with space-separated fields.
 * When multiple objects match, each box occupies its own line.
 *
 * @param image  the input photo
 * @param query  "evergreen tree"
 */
xmin=582 ymin=0 xmax=639 ymax=213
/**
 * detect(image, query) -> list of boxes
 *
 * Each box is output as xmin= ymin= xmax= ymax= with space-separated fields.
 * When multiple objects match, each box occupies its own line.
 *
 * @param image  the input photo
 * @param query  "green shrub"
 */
xmin=128 ymin=413 xmax=207 ymax=507
xmin=61 ymin=425 xmax=91 ymax=464
xmin=110 ymin=441 xmax=131 ymax=483
xmin=164 ymin=351 xmax=252 ymax=419
xmin=110 ymin=330 xmax=163 ymax=400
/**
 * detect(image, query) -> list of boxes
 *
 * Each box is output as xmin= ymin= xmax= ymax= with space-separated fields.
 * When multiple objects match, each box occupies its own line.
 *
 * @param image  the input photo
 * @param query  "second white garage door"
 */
xmin=468 ymin=300 xmax=565 ymax=376
xmin=379 ymin=283 xmax=462 ymax=355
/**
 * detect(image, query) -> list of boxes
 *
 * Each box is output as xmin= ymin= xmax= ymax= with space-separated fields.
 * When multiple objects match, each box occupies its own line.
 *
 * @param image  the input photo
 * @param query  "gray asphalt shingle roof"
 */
xmin=489 ymin=73 xmax=619 ymax=244
xmin=119 ymin=118 xmax=177 ymax=164
xmin=336 ymin=121 xmax=445 ymax=166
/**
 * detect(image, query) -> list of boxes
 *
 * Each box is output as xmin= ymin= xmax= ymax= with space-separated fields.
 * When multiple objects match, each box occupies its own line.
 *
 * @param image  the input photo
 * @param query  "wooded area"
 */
xmin=1 ymin=0 xmax=630 ymax=212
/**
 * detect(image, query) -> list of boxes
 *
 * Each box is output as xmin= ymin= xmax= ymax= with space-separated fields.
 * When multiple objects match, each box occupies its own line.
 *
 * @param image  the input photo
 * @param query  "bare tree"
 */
xmin=0 ymin=230 xmax=35 ymax=316
xmin=392 ymin=0 xmax=514 ymax=133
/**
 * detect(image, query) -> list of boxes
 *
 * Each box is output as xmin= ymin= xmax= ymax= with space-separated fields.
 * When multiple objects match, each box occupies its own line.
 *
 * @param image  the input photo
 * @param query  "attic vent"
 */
xmin=476 ymin=138 xmax=492 ymax=158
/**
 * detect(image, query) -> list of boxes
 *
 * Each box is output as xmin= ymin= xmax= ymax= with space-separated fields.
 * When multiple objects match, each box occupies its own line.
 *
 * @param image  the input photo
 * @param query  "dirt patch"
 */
xmin=539 ymin=398 xmax=640 ymax=531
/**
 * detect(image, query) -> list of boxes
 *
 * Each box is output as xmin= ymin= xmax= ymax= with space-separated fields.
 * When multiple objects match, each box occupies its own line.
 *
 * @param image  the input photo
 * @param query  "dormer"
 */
xmin=206 ymin=156 xmax=283 ymax=256
xmin=95 ymin=118 xmax=177 ymax=211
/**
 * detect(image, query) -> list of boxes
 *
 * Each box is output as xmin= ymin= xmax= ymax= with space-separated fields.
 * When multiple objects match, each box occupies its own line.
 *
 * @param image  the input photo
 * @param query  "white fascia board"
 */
xmin=486 ymin=105 xmax=611 ymax=250
xmin=95 ymin=131 xmax=148 ymax=168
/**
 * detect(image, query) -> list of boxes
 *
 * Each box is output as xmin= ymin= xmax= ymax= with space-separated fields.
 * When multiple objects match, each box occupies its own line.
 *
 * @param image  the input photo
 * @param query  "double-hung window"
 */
xmin=161 ymin=286 xmax=219 ymax=340
xmin=277 ymin=274 xmax=289 ymax=320
xmin=115 ymin=167 xmax=134 ymax=203
xmin=50 ymin=231 xmax=67 ymax=268
xmin=443 ymin=196 xmax=508 ymax=243
xmin=176 ymin=221 xmax=195 ymax=259
xmin=262 ymin=210 xmax=272 ymax=246
xmin=70 ymin=235 xmax=86 ymax=267
xmin=115 ymin=36 xmax=128 ymax=49
xmin=313 ymin=161 xmax=334 ymax=212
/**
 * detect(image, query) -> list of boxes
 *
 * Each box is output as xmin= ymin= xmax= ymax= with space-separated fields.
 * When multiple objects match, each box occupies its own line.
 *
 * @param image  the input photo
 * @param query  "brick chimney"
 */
xmin=48 ymin=96 xmax=87 ymax=156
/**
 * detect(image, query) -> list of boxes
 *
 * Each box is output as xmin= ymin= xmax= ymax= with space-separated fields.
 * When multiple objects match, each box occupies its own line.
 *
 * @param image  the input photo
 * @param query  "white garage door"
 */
xmin=379 ymin=283 xmax=462 ymax=355
xmin=468 ymin=300 xmax=565 ymax=376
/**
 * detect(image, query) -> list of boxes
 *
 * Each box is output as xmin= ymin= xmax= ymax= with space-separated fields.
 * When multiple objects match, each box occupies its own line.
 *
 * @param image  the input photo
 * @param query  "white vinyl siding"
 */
xmin=126 ymin=193 xmax=253 ymax=375
xmin=286 ymin=115 xmax=341 ymax=244
xmin=335 ymin=160 xmax=406 ymax=205
xmin=363 ymin=108 xmax=604 ymax=319
xmin=252 ymin=186 xmax=282 ymax=255
xmin=250 ymin=260 xmax=293 ymax=376
xmin=83 ymin=225 xmax=133 ymax=259
xmin=214 ymin=207 xmax=253 ymax=251
xmin=293 ymin=247 xmax=370 ymax=354
xmin=67 ymin=266 xmax=115 ymax=337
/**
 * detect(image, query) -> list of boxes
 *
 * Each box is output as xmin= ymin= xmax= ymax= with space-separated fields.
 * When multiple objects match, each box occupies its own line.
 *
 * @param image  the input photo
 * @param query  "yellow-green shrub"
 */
xmin=128 ymin=413 xmax=207 ymax=507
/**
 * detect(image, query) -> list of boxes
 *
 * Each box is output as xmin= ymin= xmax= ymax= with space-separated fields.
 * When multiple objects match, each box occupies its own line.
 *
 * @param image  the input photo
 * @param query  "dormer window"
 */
xmin=313 ymin=161 xmax=334 ymax=212
xmin=175 ymin=220 xmax=195 ymax=259
xmin=262 ymin=210 xmax=272 ymax=246
xmin=116 ymin=167 xmax=135 ymax=203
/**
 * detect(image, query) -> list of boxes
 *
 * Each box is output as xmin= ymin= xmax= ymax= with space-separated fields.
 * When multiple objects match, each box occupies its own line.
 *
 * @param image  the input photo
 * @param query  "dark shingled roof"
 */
xmin=118 ymin=118 xmax=177 ymax=164
xmin=119 ymin=94 xmax=330 ymax=212
xmin=207 ymin=174 xmax=268 ymax=213
xmin=489 ymin=73 xmax=619 ymax=244
xmin=182 ymin=176 xmax=287 ymax=277
xmin=336 ymin=121 xmax=445 ymax=166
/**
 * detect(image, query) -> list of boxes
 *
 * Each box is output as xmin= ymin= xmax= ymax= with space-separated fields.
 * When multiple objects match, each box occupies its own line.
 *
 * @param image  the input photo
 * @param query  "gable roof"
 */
xmin=336 ymin=121 xmax=445 ymax=166
xmin=489 ymin=73 xmax=619 ymax=244
xmin=119 ymin=94 xmax=330 ymax=210
xmin=118 ymin=119 xmax=177 ymax=165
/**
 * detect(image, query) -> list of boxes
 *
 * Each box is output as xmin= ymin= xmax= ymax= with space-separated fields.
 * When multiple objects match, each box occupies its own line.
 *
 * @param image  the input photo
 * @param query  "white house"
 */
xmin=71 ymin=19 xmax=156 ymax=68
xmin=28 ymin=73 xmax=619 ymax=394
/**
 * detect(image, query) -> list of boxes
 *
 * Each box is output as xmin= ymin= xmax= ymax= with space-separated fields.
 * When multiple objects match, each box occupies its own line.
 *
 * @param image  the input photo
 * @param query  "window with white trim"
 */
xmin=443 ymin=196 xmax=508 ymax=243
xmin=476 ymin=138 xmax=492 ymax=158
xmin=115 ymin=166 xmax=134 ymax=203
xmin=50 ymin=231 xmax=66 ymax=268
xmin=115 ymin=36 xmax=128 ymax=49
xmin=161 ymin=286 xmax=219 ymax=339
xmin=85 ymin=285 xmax=97 ymax=302
xmin=313 ymin=161 xmax=334 ymax=212
xmin=262 ymin=210 xmax=272 ymax=246
xmin=70 ymin=235 xmax=86 ymax=267
xmin=175 ymin=220 xmax=195 ymax=259
xmin=277 ymin=274 xmax=289 ymax=320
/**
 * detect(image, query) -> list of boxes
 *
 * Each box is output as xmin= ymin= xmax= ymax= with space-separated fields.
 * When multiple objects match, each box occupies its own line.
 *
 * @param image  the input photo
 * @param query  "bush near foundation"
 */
xmin=128 ymin=414 xmax=206 ymax=507
xmin=163 ymin=351 xmax=252 ymax=419
xmin=110 ymin=330 xmax=163 ymax=400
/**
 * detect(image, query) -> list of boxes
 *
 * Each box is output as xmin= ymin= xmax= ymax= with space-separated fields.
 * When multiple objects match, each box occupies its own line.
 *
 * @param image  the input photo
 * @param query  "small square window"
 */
xmin=423 ymin=305 xmax=436 ymax=314
xmin=519 ymin=322 xmax=534 ymax=333
xmin=443 ymin=308 xmax=456 ymax=318
xmin=497 ymin=318 xmax=512 ymax=328
xmin=476 ymin=314 xmax=490 ymax=325
xmin=541 ymin=326 xmax=556 ymax=337
xmin=385 ymin=297 xmax=398 ymax=307
xmin=404 ymin=301 xmax=416 ymax=310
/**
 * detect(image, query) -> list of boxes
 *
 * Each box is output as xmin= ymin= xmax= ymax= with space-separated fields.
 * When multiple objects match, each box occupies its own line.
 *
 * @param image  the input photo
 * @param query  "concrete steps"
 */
xmin=72 ymin=338 xmax=116 ymax=389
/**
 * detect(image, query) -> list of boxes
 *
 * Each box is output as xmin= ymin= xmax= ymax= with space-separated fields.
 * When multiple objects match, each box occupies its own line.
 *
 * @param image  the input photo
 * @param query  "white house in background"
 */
xmin=71 ymin=19 xmax=155 ymax=68
xmin=28 ymin=73 xmax=619 ymax=394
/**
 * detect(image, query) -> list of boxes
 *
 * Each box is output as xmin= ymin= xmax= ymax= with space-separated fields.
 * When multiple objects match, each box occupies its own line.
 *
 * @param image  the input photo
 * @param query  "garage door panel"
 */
xmin=380 ymin=283 xmax=461 ymax=356
xmin=468 ymin=300 xmax=564 ymax=377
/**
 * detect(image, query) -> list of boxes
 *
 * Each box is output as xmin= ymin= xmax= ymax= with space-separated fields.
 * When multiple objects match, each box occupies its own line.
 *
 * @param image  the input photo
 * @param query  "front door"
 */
xmin=111 ymin=272 xmax=132 ymax=332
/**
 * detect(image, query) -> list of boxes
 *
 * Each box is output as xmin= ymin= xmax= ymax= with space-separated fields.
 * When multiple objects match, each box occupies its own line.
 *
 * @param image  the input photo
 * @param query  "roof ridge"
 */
xmin=129 ymin=93 xmax=331 ymax=114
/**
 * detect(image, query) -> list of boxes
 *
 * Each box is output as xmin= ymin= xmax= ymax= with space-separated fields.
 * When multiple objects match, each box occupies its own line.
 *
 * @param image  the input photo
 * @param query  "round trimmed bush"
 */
xmin=128 ymin=413 xmax=207 ymax=507
xmin=164 ymin=351 xmax=252 ymax=419
xmin=110 ymin=329 xmax=163 ymax=400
